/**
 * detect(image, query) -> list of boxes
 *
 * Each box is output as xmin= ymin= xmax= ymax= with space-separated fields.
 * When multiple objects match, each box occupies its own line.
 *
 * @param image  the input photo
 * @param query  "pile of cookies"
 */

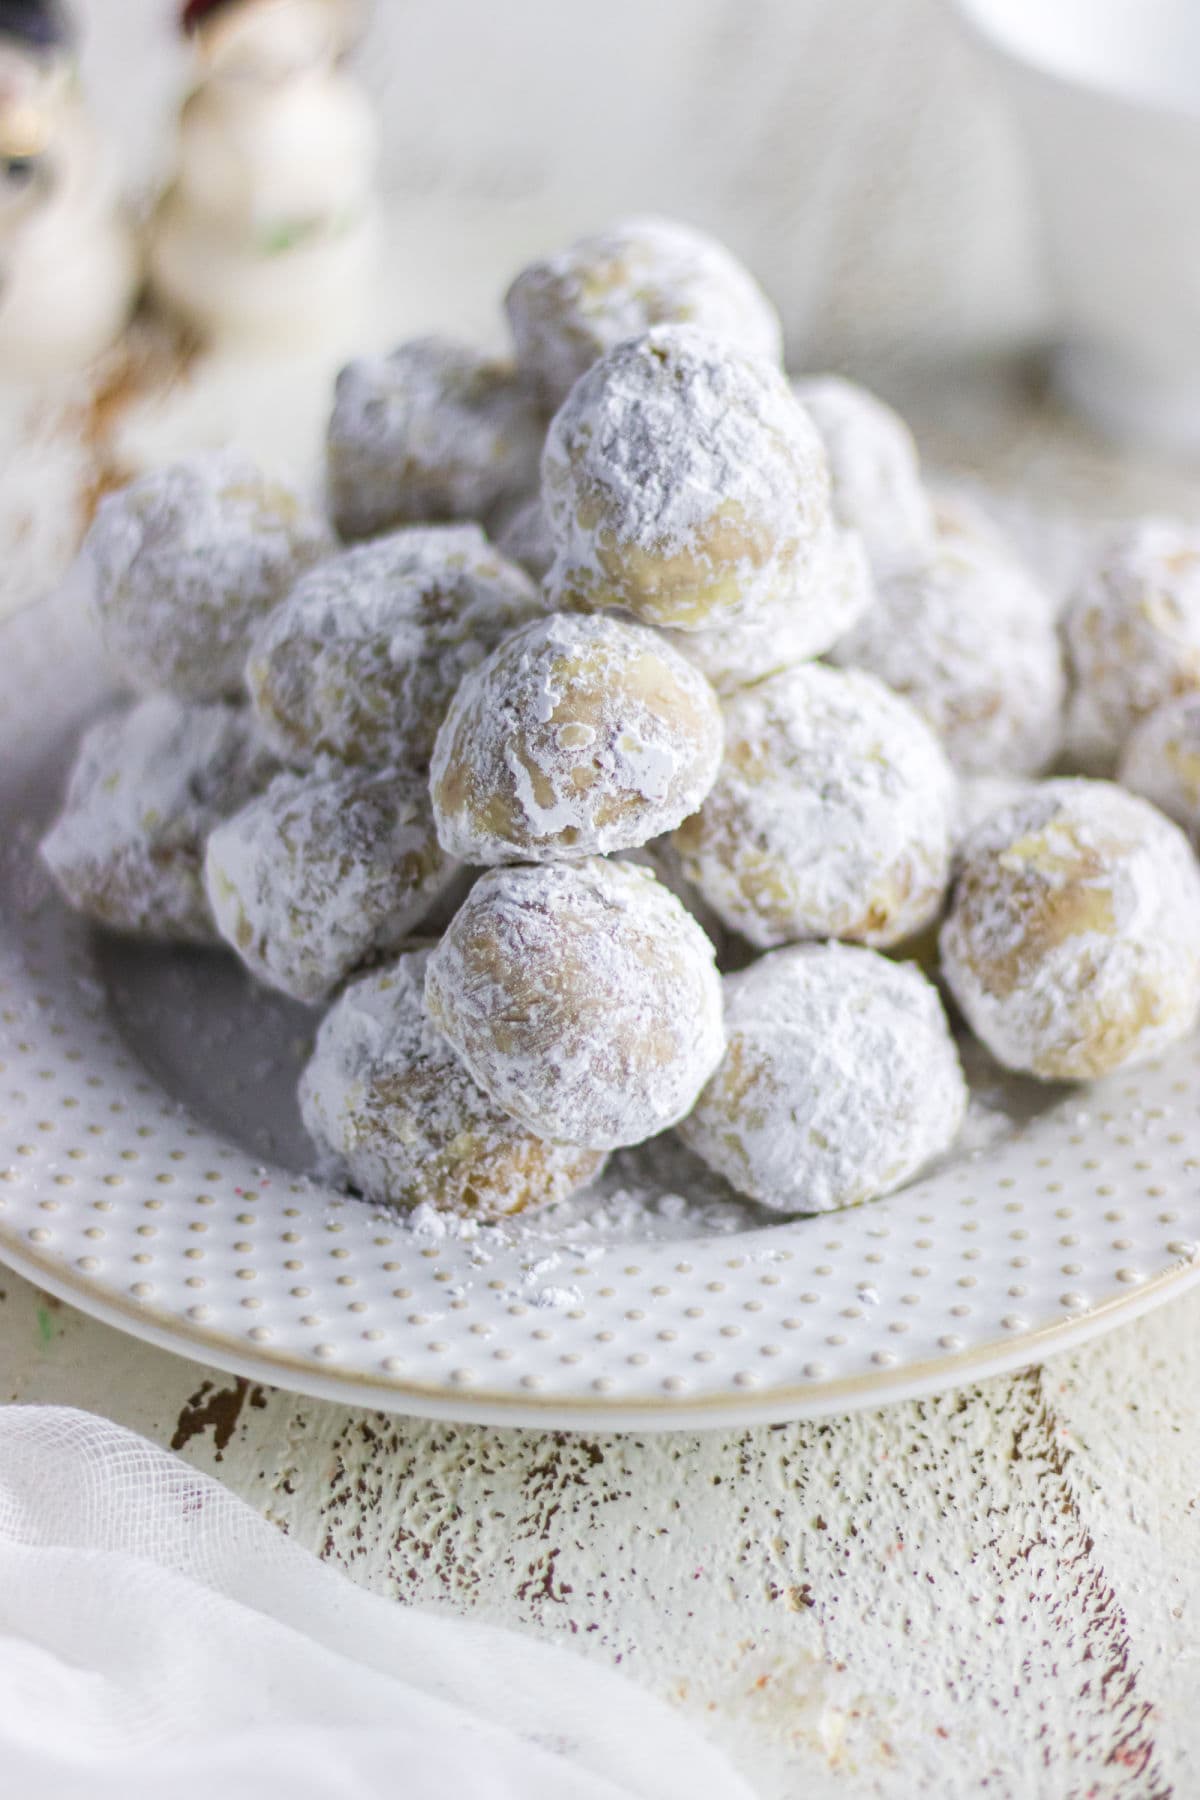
xmin=41 ymin=217 xmax=1200 ymax=1221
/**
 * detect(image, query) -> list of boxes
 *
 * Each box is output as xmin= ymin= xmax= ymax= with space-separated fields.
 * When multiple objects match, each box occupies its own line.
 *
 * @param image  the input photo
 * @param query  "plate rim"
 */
xmin=3 ymin=1230 xmax=1197 ymax=1430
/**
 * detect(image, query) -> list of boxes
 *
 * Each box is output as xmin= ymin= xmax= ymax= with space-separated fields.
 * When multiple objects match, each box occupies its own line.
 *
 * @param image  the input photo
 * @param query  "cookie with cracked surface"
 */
xmin=424 ymin=857 xmax=725 ymax=1151
xmin=940 ymin=779 xmax=1200 ymax=1080
xmin=430 ymin=611 xmax=723 ymax=863
xmin=542 ymin=324 xmax=833 ymax=635
xmin=299 ymin=950 xmax=606 ymax=1219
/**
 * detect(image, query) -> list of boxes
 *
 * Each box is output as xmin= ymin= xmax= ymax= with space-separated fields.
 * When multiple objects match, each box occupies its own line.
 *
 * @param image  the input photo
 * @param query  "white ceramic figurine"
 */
xmin=148 ymin=0 xmax=378 ymax=350
xmin=0 ymin=0 xmax=139 ymax=374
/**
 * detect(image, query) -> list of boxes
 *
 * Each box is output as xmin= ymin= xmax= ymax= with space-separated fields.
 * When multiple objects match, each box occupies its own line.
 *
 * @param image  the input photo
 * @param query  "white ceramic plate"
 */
xmin=3 ymin=576 xmax=1200 ymax=1429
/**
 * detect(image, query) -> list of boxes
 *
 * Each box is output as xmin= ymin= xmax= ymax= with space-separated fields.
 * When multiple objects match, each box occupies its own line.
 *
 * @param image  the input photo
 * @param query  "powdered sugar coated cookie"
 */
xmin=430 ymin=611 xmax=723 ymax=863
xmin=542 ymin=325 xmax=832 ymax=634
xmin=1064 ymin=518 xmax=1200 ymax=764
xmin=941 ymin=779 xmax=1200 ymax=1080
xmin=246 ymin=523 xmax=540 ymax=771
xmin=669 ymin=524 xmax=872 ymax=694
xmin=327 ymin=336 xmax=543 ymax=542
xmin=791 ymin=374 xmax=935 ymax=574
xmin=41 ymin=694 xmax=276 ymax=943
xmin=1119 ymin=691 xmax=1200 ymax=837
xmin=424 ymin=857 xmax=725 ymax=1151
xmin=673 ymin=662 xmax=955 ymax=950
xmin=680 ymin=943 xmax=966 ymax=1212
xmin=299 ymin=951 xmax=605 ymax=1219
xmin=205 ymin=762 xmax=457 ymax=1003
xmin=505 ymin=215 xmax=783 ymax=412
xmin=833 ymin=530 xmax=1064 ymax=776
xmin=87 ymin=449 xmax=331 ymax=701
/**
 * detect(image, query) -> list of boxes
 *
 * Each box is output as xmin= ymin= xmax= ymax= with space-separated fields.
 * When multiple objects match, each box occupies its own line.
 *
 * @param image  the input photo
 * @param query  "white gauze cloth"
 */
xmin=0 ymin=1406 xmax=754 ymax=1800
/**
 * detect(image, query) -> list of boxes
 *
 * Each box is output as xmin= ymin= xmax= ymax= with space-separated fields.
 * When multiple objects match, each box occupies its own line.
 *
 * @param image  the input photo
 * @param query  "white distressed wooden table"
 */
xmin=6 ymin=6 xmax=1200 ymax=1792
xmin=3 ymin=1260 xmax=1195 ymax=1798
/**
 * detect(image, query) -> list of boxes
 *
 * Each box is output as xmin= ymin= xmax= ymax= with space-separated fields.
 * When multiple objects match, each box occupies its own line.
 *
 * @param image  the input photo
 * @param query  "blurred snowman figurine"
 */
xmin=0 ymin=0 xmax=139 ymax=374
xmin=149 ymin=0 xmax=378 ymax=350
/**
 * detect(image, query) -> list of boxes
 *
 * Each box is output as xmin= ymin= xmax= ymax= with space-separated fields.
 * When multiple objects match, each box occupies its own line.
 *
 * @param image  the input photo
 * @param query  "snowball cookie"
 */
xmin=1119 ymin=693 xmax=1200 ymax=837
xmin=430 ymin=612 xmax=723 ymax=863
xmin=941 ymin=779 xmax=1200 ymax=1081
xmin=86 ymin=449 xmax=331 ymax=702
xmin=1063 ymin=519 xmax=1200 ymax=763
xmin=542 ymin=325 xmax=833 ymax=634
xmin=505 ymin=215 xmax=783 ymax=414
xmin=673 ymin=663 xmax=955 ymax=951
xmin=679 ymin=944 xmax=966 ymax=1212
xmin=832 ymin=530 xmax=1064 ymax=776
xmin=40 ymin=696 xmax=276 ymax=944
xmin=424 ymin=858 xmax=725 ymax=1151
xmin=245 ymin=523 xmax=540 ymax=771
xmin=326 ymin=336 xmax=543 ymax=542
xmin=668 ymin=525 xmax=872 ymax=695
xmin=791 ymin=375 xmax=935 ymax=574
xmin=205 ymin=762 xmax=457 ymax=1003
xmin=299 ymin=951 xmax=605 ymax=1219
xmin=492 ymin=490 xmax=554 ymax=583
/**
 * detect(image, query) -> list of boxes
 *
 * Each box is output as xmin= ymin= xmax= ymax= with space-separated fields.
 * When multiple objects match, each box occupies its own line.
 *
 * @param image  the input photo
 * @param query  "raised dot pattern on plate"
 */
xmin=1 ymin=578 xmax=1200 ymax=1426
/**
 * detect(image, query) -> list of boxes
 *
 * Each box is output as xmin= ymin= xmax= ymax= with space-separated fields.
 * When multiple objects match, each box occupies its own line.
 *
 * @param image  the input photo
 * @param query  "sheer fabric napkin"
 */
xmin=0 ymin=1405 xmax=753 ymax=1799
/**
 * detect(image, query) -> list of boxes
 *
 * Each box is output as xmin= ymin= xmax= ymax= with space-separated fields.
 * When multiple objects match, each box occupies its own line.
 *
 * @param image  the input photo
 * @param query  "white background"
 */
xmin=76 ymin=0 xmax=1048 ymax=370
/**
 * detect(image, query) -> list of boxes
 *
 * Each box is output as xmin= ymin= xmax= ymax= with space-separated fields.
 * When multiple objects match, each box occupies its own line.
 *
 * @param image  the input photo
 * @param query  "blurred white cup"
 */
xmin=956 ymin=0 xmax=1200 ymax=449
